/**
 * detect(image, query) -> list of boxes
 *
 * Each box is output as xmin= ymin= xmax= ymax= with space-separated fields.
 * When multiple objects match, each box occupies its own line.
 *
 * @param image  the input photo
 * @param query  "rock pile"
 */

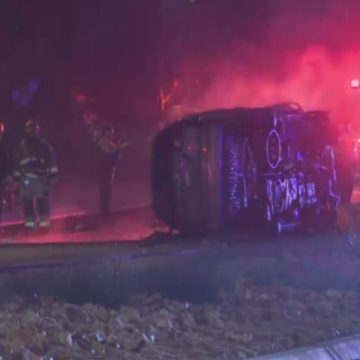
xmin=1 ymin=278 xmax=360 ymax=359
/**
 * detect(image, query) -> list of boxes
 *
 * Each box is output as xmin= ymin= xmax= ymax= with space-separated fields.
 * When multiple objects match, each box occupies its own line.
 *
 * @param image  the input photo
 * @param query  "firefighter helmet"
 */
xmin=24 ymin=119 xmax=40 ymax=137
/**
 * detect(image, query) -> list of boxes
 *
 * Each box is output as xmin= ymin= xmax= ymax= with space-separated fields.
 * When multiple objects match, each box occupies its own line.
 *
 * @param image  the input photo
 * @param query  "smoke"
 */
xmin=189 ymin=48 xmax=360 ymax=121
xmin=167 ymin=0 xmax=360 ymax=125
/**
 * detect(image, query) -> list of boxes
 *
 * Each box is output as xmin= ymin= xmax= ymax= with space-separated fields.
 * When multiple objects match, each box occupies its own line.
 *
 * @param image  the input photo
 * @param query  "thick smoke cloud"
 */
xmin=190 ymin=48 xmax=360 ymax=122
xmin=168 ymin=0 xmax=360 ymax=126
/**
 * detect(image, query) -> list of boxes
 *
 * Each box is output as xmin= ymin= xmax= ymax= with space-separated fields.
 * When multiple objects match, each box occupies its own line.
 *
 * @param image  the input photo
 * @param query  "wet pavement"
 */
xmin=0 ymin=175 xmax=157 ymax=246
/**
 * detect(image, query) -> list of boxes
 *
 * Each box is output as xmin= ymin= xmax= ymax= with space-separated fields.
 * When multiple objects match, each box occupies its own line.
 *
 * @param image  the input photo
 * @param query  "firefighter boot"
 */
xmin=37 ymin=195 xmax=50 ymax=228
xmin=23 ymin=198 xmax=36 ymax=228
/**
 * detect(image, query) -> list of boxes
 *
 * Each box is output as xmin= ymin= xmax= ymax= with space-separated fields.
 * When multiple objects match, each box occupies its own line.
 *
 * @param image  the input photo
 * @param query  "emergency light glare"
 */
xmin=76 ymin=94 xmax=86 ymax=103
xmin=351 ymin=79 xmax=360 ymax=88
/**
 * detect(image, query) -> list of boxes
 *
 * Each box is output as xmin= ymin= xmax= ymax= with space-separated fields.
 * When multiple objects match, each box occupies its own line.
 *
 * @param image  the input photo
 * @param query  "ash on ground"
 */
xmin=2 ymin=278 xmax=360 ymax=360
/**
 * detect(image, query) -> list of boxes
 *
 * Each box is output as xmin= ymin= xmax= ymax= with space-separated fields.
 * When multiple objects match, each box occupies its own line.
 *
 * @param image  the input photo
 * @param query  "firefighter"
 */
xmin=91 ymin=122 xmax=129 ymax=217
xmin=13 ymin=120 xmax=58 ymax=228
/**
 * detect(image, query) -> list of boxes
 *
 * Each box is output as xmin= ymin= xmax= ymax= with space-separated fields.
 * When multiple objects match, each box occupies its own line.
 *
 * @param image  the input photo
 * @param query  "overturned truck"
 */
xmin=151 ymin=103 xmax=342 ymax=233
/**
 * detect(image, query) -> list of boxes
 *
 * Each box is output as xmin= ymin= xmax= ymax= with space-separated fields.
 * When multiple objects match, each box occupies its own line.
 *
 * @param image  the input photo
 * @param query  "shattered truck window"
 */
xmin=1 ymin=0 xmax=360 ymax=359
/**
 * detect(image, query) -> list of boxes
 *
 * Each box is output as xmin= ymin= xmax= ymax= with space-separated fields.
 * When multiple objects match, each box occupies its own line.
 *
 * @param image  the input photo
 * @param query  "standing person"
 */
xmin=88 ymin=121 xmax=129 ymax=217
xmin=81 ymin=110 xmax=130 ymax=217
xmin=0 ymin=121 xmax=12 ymax=225
xmin=13 ymin=120 xmax=58 ymax=228
xmin=94 ymin=122 xmax=130 ymax=217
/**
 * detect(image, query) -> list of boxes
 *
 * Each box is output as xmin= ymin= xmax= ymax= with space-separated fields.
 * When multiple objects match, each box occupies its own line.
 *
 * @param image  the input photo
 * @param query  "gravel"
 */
xmin=1 ymin=277 xmax=360 ymax=360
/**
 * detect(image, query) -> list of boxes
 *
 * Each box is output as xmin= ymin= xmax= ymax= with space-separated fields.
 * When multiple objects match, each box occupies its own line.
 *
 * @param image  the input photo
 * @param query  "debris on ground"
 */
xmin=1 ymin=278 xmax=360 ymax=359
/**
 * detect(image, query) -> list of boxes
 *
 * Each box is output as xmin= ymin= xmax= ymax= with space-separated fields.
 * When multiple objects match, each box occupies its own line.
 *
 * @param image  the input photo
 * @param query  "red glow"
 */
xmin=166 ymin=47 xmax=360 ymax=129
xmin=160 ymin=80 xmax=180 ymax=112
xmin=0 ymin=208 xmax=160 ymax=245
xmin=75 ymin=94 xmax=86 ymax=103
xmin=351 ymin=79 xmax=360 ymax=89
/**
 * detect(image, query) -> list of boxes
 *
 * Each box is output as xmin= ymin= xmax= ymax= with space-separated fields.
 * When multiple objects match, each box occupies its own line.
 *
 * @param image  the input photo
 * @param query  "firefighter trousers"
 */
xmin=98 ymin=165 xmax=115 ymax=217
xmin=19 ymin=175 xmax=51 ymax=227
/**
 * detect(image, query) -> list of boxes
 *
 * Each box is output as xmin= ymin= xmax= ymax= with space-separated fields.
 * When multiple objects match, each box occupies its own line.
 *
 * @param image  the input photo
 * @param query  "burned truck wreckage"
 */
xmin=151 ymin=103 xmax=344 ymax=234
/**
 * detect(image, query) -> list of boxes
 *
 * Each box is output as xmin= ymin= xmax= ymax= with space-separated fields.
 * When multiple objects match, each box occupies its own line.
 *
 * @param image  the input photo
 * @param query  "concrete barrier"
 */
xmin=254 ymin=334 xmax=360 ymax=360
